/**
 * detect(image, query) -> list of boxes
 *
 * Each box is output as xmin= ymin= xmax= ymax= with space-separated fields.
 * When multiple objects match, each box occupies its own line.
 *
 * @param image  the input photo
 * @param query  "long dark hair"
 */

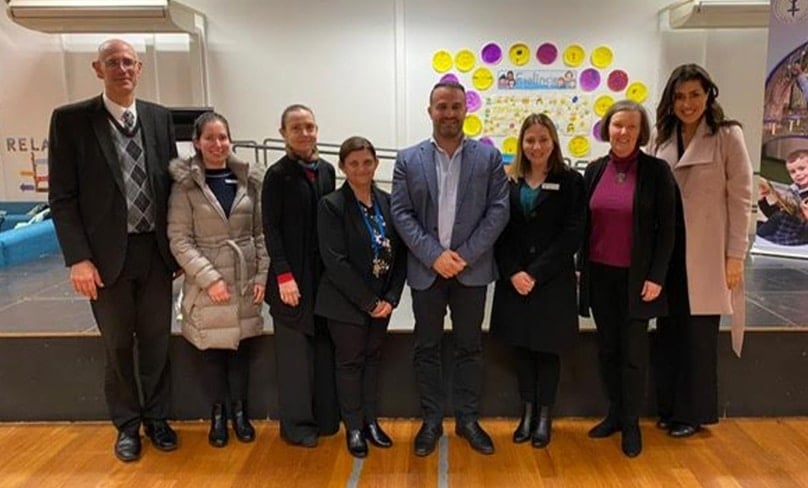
xmin=510 ymin=113 xmax=568 ymax=179
xmin=654 ymin=63 xmax=740 ymax=148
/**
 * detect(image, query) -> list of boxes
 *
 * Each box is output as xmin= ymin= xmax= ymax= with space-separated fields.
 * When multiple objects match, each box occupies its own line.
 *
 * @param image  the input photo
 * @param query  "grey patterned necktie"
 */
xmin=122 ymin=110 xmax=135 ymax=132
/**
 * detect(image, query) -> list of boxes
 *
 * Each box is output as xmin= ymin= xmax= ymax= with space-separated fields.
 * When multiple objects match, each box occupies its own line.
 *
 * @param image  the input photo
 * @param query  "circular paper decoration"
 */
xmin=455 ymin=49 xmax=476 ymax=72
xmin=625 ymin=81 xmax=649 ymax=103
xmin=536 ymin=42 xmax=558 ymax=65
xmin=471 ymin=67 xmax=494 ymax=90
xmin=509 ymin=42 xmax=531 ymax=66
xmin=466 ymin=90 xmax=482 ymax=112
xmin=480 ymin=43 xmax=502 ymax=65
xmin=562 ymin=44 xmax=586 ymax=67
xmin=592 ymin=121 xmax=603 ymax=141
xmin=502 ymin=136 xmax=519 ymax=155
xmin=440 ymin=73 xmax=459 ymax=84
xmin=594 ymin=94 xmax=615 ymax=117
xmin=607 ymin=70 xmax=629 ymax=92
xmin=568 ymin=135 xmax=590 ymax=157
xmin=463 ymin=115 xmax=483 ymax=137
xmin=479 ymin=136 xmax=495 ymax=147
xmin=590 ymin=46 xmax=614 ymax=69
xmin=579 ymin=68 xmax=601 ymax=92
xmin=432 ymin=50 xmax=453 ymax=73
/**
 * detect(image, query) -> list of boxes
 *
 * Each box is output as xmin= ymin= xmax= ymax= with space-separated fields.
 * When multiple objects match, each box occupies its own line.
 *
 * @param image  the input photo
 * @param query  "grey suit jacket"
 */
xmin=390 ymin=138 xmax=509 ymax=290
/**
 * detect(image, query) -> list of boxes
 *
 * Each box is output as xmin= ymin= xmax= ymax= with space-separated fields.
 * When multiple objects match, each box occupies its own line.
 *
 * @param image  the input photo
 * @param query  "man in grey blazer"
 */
xmin=391 ymin=81 xmax=509 ymax=456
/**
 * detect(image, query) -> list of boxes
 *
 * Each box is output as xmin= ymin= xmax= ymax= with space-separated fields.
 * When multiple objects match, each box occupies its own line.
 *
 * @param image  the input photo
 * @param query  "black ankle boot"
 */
xmin=531 ymin=405 xmax=552 ymax=448
xmin=346 ymin=429 xmax=368 ymax=458
xmin=209 ymin=403 xmax=228 ymax=448
xmin=513 ymin=402 xmax=535 ymax=443
xmin=231 ymin=400 xmax=255 ymax=443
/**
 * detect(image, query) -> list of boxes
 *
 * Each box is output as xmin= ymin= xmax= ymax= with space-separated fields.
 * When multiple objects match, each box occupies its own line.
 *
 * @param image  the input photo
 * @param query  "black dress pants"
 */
xmin=198 ymin=336 xmax=255 ymax=406
xmin=411 ymin=277 xmax=486 ymax=425
xmin=328 ymin=317 xmax=389 ymax=431
xmin=589 ymin=263 xmax=649 ymax=422
xmin=274 ymin=318 xmax=340 ymax=442
xmin=90 ymin=233 xmax=172 ymax=435
xmin=515 ymin=348 xmax=560 ymax=407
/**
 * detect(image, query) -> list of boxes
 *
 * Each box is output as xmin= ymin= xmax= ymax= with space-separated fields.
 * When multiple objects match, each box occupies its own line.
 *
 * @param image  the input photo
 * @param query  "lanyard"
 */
xmin=358 ymin=197 xmax=386 ymax=257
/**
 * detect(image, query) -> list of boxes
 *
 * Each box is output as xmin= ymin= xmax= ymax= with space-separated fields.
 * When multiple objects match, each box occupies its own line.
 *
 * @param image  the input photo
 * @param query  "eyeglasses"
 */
xmin=103 ymin=58 xmax=140 ymax=70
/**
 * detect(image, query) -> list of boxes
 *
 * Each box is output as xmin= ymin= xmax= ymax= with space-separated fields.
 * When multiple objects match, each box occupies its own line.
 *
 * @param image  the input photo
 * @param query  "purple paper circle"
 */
xmin=592 ymin=121 xmax=602 ymax=141
xmin=536 ymin=43 xmax=558 ymax=65
xmin=579 ymin=68 xmax=601 ymax=92
xmin=440 ymin=73 xmax=459 ymax=84
xmin=479 ymin=136 xmax=495 ymax=147
xmin=480 ymin=43 xmax=502 ymax=64
xmin=607 ymin=70 xmax=629 ymax=92
xmin=466 ymin=91 xmax=482 ymax=112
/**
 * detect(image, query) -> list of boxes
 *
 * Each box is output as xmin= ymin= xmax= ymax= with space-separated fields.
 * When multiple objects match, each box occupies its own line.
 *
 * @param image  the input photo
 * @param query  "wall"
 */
xmin=0 ymin=0 xmax=767 ymax=198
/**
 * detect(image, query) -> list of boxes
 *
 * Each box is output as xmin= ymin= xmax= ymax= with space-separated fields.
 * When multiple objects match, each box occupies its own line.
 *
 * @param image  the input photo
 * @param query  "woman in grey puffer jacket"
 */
xmin=167 ymin=112 xmax=269 ymax=448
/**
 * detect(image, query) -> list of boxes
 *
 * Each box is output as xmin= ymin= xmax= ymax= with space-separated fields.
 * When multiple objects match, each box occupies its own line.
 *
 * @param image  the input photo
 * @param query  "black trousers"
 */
xmin=274 ymin=318 xmax=340 ymax=442
xmin=198 ymin=336 xmax=256 ymax=406
xmin=328 ymin=317 xmax=389 ymax=431
xmin=90 ymin=233 xmax=172 ymax=435
xmin=411 ymin=277 xmax=486 ymax=425
xmin=654 ymin=314 xmax=720 ymax=426
xmin=589 ymin=263 xmax=649 ymax=422
xmin=515 ymin=348 xmax=560 ymax=407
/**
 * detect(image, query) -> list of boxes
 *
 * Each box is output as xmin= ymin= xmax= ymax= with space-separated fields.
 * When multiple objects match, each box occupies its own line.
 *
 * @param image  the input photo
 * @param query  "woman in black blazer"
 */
xmin=490 ymin=114 xmax=585 ymax=449
xmin=315 ymin=136 xmax=406 ymax=458
xmin=262 ymin=104 xmax=339 ymax=447
xmin=578 ymin=100 xmax=676 ymax=458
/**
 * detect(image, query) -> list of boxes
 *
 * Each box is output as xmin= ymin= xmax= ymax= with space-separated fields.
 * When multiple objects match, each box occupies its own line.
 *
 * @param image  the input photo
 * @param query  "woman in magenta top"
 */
xmin=578 ymin=100 xmax=676 ymax=458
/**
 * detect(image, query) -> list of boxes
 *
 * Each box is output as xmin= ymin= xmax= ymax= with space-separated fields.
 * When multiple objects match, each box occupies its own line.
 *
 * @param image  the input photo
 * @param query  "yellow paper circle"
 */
xmin=509 ymin=42 xmax=531 ymax=66
xmin=563 ymin=44 xmax=586 ymax=67
xmin=594 ymin=95 xmax=615 ymax=117
xmin=568 ymin=136 xmax=590 ymax=157
xmin=471 ymin=67 xmax=494 ymax=91
xmin=463 ymin=115 xmax=483 ymax=137
xmin=502 ymin=136 xmax=519 ymax=155
xmin=590 ymin=46 xmax=614 ymax=69
xmin=455 ymin=49 xmax=476 ymax=72
xmin=625 ymin=81 xmax=649 ymax=103
xmin=432 ymin=50 xmax=453 ymax=73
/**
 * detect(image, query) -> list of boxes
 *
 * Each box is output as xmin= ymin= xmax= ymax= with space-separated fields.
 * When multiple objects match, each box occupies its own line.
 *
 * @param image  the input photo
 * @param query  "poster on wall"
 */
xmin=430 ymin=41 xmax=649 ymax=170
xmin=0 ymin=135 xmax=49 ymax=202
xmin=753 ymin=0 xmax=808 ymax=258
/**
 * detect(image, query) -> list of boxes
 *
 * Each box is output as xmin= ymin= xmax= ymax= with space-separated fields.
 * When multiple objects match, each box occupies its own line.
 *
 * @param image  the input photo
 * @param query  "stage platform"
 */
xmin=0 ymin=253 xmax=807 ymax=421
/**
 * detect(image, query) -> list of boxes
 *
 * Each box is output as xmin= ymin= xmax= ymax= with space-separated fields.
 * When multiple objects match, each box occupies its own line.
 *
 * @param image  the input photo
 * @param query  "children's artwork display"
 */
xmin=754 ymin=1 xmax=808 ymax=258
xmin=430 ymin=41 xmax=648 ymax=165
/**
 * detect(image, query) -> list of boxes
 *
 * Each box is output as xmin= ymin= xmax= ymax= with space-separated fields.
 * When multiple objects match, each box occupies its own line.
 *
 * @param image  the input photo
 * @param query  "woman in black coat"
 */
xmin=578 ymin=100 xmax=676 ymax=458
xmin=315 ymin=136 xmax=407 ymax=458
xmin=262 ymin=104 xmax=339 ymax=447
xmin=491 ymin=114 xmax=585 ymax=449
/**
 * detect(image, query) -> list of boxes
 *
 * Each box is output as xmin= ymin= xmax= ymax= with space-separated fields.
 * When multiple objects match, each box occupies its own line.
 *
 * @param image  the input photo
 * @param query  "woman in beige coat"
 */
xmin=651 ymin=64 xmax=753 ymax=438
xmin=168 ymin=112 xmax=269 ymax=448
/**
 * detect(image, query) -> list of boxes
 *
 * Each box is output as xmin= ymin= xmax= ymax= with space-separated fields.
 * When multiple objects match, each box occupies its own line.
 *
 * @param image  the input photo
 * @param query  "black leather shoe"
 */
xmin=231 ymin=401 xmax=255 ymax=443
xmin=455 ymin=420 xmax=494 ymax=455
xmin=144 ymin=419 xmax=178 ymax=451
xmin=364 ymin=421 xmax=393 ymax=448
xmin=209 ymin=404 xmax=228 ymax=448
xmin=588 ymin=416 xmax=621 ymax=438
xmin=513 ymin=402 xmax=535 ymax=444
xmin=413 ymin=422 xmax=443 ymax=457
xmin=621 ymin=422 xmax=642 ymax=458
xmin=346 ymin=429 xmax=368 ymax=458
xmin=114 ymin=431 xmax=141 ymax=462
xmin=669 ymin=422 xmax=700 ymax=438
xmin=531 ymin=406 xmax=552 ymax=448
xmin=280 ymin=429 xmax=318 ymax=448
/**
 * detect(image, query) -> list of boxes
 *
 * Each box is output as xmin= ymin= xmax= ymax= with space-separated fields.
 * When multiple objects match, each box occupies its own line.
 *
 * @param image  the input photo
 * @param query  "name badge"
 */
xmin=541 ymin=182 xmax=560 ymax=191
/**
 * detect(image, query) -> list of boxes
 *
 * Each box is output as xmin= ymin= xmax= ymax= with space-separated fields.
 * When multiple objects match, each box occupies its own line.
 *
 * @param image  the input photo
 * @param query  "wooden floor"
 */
xmin=1 ymin=418 xmax=807 ymax=487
